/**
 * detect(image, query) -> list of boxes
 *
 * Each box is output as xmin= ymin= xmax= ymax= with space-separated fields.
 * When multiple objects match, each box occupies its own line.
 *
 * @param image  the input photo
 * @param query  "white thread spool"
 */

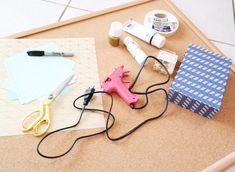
xmin=144 ymin=10 xmax=179 ymax=37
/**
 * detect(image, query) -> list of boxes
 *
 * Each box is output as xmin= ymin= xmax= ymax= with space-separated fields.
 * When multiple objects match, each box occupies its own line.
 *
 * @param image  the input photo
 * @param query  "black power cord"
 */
xmin=37 ymin=90 xmax=115 ymax=159
xmin=37 ymin=55 xmax=170 ymax=158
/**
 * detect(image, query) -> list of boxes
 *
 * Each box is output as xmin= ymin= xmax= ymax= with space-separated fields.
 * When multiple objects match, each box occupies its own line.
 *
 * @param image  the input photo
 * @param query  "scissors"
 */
xmin=21 ymin=74 xmax=75 ymax=137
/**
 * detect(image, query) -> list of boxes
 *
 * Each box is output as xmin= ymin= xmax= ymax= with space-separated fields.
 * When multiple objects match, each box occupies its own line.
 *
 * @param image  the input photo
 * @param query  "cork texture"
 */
xmin=0 ymin=0 xmax=234 ymax=171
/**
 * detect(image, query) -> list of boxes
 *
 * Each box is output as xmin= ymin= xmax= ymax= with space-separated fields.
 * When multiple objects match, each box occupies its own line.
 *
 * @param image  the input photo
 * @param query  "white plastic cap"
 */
xmin=109 ymin=22 xmax=123 ymax=37
xmin=151 ymin=33 xmax=166 ymax=48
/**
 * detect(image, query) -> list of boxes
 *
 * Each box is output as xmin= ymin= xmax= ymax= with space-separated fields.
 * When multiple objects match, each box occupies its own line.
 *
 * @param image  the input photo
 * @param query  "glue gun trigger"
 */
xmin=123 ymin=71 xmax=130 ymax=77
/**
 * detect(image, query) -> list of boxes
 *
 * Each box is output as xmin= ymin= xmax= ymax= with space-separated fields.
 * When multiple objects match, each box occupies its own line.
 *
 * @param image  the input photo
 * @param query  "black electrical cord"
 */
xmin=37 ymin=55 xmax=170 ymax=158
xmin=37 ymin=91 xmax=115 ymax=159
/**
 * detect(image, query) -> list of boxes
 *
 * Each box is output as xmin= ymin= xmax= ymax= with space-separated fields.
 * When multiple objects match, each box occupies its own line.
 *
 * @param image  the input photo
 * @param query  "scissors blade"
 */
xmin=50 ymin=73 xmax=75 ymax=99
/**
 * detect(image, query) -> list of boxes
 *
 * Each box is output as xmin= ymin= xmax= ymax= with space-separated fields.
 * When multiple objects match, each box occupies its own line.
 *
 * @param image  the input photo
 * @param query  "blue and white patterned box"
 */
xmin=168 ymin=44 xmax=232 ymax=118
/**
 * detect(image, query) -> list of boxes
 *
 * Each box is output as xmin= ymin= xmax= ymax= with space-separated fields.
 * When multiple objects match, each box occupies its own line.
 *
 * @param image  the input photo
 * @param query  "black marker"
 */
xmin=27 ymin=51 xmax=74 ymax=57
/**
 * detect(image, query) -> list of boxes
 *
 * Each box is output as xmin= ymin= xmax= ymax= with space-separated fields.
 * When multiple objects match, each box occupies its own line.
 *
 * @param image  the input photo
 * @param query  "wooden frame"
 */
xmin=6 ymin=0 xmax=234 ymax=72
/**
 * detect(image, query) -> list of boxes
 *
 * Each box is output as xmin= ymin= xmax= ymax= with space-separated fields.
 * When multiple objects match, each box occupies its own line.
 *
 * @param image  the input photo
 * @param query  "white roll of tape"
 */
xmin=144 ymin=10 xmax=179 ymax=37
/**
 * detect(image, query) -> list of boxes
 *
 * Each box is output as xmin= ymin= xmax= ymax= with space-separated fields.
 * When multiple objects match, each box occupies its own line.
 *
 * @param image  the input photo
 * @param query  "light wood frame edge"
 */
xmin=5 ymin=0 xmax=153 ymax=39
xmin=5 ymin=0 xmax=234 ymax=72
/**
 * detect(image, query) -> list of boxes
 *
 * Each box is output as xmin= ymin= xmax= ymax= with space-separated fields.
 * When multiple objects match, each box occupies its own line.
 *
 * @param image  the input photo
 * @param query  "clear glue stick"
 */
xmin=108 ymin=22 xmax=123 ymax=47
xmin=123 ymin=36 xmax=148 ymax=65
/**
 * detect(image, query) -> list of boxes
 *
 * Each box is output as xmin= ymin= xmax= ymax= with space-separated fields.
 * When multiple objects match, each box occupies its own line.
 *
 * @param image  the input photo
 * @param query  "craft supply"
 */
xmin=0 ymin=38 xmax=105 ymax=137
xmin=168 ymin=44 xmax=232 ymax=118
xmin=101 ymin=65 xmax=139 ymax=105
xmin=153 ymin=50 xmax=178 ymax=75
xmin=123 ymin=19 xmax=166 ymax=48
xmin=21 ymin=74 xmax=75 ymax=137
xmin=123 ymin=36 xmax=148 ymax=65
xmin=144 ymin=10 xmax=179 ymax=37
xmin=27 ymin=50 xmax=74 ymax=57
xmin=108 ymin=21 xmax=123 ymax=47
xmin=3 ymin=43 xmax=75 ymax=104
xmin=37 ymin=55 xmax=170 ymax=159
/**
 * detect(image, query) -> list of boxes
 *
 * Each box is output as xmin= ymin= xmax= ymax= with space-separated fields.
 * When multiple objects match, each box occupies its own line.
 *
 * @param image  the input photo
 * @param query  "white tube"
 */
xmin=123 ymin=37 xmax=148 ymax=65
xmin=123 ymin=19 xmax=166 ymax=48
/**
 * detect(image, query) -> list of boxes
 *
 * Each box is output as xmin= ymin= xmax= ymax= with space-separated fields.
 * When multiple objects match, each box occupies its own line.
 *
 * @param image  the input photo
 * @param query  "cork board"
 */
xmin=1 ymin=0 xmax=235 ymax=171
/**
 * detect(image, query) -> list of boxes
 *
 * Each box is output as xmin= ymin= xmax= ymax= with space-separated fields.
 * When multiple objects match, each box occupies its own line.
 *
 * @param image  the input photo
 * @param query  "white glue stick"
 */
xmin=123 ymin=36 xmax=148 ymax=65
xmin=123 ymin=19 xmax=166 ymax=48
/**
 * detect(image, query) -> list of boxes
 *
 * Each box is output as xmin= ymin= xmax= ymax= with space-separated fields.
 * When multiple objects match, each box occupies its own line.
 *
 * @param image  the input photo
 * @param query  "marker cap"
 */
xmin=62 ymin=52 xmax=74 ymax=57
xmin=151 ymin=33 xmax=166 ymax=48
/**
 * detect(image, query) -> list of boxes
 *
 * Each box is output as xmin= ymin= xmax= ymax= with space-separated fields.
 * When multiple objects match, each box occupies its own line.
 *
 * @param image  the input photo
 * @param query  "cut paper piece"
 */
xmin=5 ymin=75 xmax=77 ymax=101
xmin=3 ymin=43 xmax=75 ymax=104
xmin=3 ymin=79 xmax=18 ymax=100
xmin=6 ymin=84 xmax=69 ymax=100
xmin=8 ymin=91 xmax=18 ymax=101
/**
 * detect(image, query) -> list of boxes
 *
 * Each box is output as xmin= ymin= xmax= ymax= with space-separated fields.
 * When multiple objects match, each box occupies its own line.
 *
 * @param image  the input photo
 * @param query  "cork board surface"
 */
xmin=0 ymin=0 xmax=235 ymax=171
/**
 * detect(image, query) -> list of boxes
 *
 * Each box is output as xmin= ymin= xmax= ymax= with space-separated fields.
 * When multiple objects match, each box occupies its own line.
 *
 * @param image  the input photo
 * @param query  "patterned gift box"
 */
xmin=168 ymin=44 xmax=232 ymax=118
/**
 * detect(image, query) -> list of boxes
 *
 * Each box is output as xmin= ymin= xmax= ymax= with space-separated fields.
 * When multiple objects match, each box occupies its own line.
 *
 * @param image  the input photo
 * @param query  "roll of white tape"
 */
xmin=144 ymin=10 xmax=179 ymax=37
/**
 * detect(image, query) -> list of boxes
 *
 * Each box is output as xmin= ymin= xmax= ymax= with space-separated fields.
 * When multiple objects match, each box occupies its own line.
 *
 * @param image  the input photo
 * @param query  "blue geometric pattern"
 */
xmin=168 ymin=44 xmax=231 ymax=118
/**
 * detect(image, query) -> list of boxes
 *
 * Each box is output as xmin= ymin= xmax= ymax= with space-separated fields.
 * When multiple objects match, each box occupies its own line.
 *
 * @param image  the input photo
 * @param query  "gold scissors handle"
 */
xmin=21 ymin=74 xmax=75 ymax=137
xmin=21 ymin=99 xmax=52 ymax=137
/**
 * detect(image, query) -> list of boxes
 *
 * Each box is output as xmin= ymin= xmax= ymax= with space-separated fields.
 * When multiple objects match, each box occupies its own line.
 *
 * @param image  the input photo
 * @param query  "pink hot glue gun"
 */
xmin=101 ymin=65 xmax=139 ymax=105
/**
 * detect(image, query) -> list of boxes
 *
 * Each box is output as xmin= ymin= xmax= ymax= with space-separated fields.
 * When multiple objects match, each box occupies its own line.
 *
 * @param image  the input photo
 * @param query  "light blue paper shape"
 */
xmin=3 ymin=79 xmax=70 ymax=100
xmin=3 ymin=79 xmax=18 ymax=100
xmin=3 ymin=43 xmax=75 ymax=104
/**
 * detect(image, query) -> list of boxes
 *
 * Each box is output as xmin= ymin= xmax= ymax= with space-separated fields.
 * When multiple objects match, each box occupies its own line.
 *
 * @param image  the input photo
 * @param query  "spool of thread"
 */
xmin=144 ymin=10 xmax=179 ymax=37
xmin=108 ymin=22 xmax=123 ymax=47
